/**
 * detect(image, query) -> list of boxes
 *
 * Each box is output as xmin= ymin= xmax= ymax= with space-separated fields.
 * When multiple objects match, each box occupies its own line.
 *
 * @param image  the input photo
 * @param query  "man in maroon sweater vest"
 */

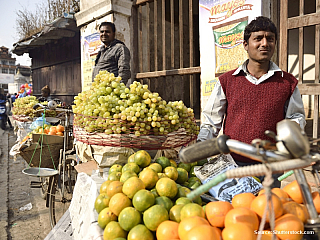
xmin=197 ymin=16 xmax=306 ymax=188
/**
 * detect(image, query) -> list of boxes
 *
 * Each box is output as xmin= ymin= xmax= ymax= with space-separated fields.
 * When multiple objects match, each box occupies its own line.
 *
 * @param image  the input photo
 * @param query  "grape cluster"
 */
xmin=72 ymin=71 xmax=199 ymax=136
xmin=12 ymin=96 xmax=39 ymax=118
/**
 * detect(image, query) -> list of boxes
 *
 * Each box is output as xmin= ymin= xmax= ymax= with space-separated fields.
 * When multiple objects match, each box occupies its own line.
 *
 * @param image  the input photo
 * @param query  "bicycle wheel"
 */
xmin=48 ymin=162 xmax=76 ymax=228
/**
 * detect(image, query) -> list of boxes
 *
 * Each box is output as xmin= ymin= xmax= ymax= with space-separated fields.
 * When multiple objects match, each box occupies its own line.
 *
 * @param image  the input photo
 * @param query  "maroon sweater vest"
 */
xmin=219 ymin=70 xmax=298 ymax=163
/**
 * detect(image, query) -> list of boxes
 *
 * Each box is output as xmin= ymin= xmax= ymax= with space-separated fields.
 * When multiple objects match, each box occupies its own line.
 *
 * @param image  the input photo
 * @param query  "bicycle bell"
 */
xmin=276 ymin=119 xmax=310 ymax=158
xmin=48 ymin=100 xmax=57 ymax=110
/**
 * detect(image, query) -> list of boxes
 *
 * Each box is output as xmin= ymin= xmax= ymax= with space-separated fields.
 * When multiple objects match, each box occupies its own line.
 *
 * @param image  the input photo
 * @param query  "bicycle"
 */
xmin=179 ymin=119 xmax=320 ymax=239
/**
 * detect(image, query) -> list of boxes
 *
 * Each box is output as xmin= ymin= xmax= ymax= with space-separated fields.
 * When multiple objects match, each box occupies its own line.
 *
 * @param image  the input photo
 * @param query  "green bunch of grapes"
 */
xmin=12 ymin=96 xmax=39 ymax=118
xmin=72 ymin=71 xmax=199 ymax=136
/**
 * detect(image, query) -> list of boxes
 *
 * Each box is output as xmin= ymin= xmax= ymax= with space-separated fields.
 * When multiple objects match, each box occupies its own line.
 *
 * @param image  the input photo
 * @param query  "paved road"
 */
xmin=0 ymin=127 xmax=51 ymax=240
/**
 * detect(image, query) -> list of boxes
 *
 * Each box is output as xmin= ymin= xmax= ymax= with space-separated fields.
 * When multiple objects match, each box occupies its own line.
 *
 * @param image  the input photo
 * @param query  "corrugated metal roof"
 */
xmin=12 ymin=13 xmax=79 ymax=56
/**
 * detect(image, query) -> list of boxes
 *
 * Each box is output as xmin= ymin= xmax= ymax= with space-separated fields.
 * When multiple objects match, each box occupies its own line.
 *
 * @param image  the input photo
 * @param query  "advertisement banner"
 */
xmin=81 ymin=33 xmax=103 ymax=91
xmin=199 ymin=0 xmax=261 ymax=100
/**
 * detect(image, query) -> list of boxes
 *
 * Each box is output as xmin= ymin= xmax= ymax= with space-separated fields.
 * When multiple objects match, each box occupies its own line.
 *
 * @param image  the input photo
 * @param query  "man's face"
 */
xmin=243 ymin=31 xmax=276 ymax=63
xmin=100 ymin=25 xmax=115 ymax=46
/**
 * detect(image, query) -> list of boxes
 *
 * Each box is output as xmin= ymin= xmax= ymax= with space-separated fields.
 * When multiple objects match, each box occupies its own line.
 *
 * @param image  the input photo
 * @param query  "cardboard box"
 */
xmin=32 ymin=133 xmax=64 ymax=145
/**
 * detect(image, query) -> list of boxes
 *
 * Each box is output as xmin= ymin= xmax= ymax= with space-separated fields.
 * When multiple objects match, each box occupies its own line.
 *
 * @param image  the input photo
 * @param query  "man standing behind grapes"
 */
xmin=92 ymin=22 xmax=131 ymax=85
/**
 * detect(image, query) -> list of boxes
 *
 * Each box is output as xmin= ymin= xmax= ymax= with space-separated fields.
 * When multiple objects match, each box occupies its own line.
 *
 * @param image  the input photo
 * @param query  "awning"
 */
xmin=12 ymin=13 xmax=79 ymax=56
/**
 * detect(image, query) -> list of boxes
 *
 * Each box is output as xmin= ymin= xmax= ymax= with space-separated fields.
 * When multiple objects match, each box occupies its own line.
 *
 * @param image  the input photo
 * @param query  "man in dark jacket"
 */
xmin=92 ymin=22 xmax=131 ymax=85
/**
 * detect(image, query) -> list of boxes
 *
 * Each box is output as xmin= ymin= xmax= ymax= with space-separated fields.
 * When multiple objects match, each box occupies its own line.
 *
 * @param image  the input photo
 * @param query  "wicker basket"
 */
xmin=19 ymin=142 xmax=63 ymax=169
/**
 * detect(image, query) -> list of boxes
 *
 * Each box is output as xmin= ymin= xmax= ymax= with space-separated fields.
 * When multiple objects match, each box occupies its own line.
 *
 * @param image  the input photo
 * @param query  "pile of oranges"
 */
xmin=156 ymin=180 xmax=320 ymax=240
xmin=38 ymin=124 xmax=65 ymax=136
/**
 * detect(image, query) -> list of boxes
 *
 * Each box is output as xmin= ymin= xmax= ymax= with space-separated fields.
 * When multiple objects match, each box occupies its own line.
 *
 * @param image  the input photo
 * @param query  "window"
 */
xmin=9 ymin=69 xmax=15 ymax=74
xmin=1 ymin=60 xmax=8 ymax=65
xmin=2 ymin=68 xmax=8 ymax=73
xmin=9 ymin=61 xmax=15 ymax=65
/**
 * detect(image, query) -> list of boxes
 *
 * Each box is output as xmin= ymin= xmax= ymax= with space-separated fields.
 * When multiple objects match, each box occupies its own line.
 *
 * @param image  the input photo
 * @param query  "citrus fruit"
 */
xmin=169 ymin=204 xmax=185 ymax=223
xmin=205 ymin=201 xmax=233 ymax=228
xmin=178 ymin=216 xmax=210 ymax=239
xmin=139 ymin=168 xmax=159 ymax=189
xmin=150 ymin=188 xmax=159 ymax=198
xmin=163 ymin=166 xmax=179 ymax=181
xmin=98 ymin=207 xmax=117 ymax=229
xmin=109 ymin=164 xmax=123 ymax=174
xmin=143 ymin=205 xmax=169 ymax=231
xmin=312 ymin=191 xmax=320 ymax=214
xmin=222 ymin=222 xmax=256 ymax=240
xmin=274 ymin=213 xmax=304 ymax=240
xmin=94 ymin=193 xmax=110 ymax=213
xmin=127 ymin=224 xmax=154 ymax=240
xmin=156 ymin=177 xmax=178 ymax=199
xmin=176 ymin=168 xmax=189 ymax=184
xmin=156 ymin=220 xmax=179 ymax=240
xmin=100 ymin=180 xmax=113 ymax=194
xmin=134 ymin=150 xmax=151 ymax=167
xmin=283 ymin=201 xmax=309 ymax=223
xmin=120 ymin=170 xmax=137 ymax=183
xmin=155 ymin=196 xmax=174 ymax=211
xmin=108 ymin=171 xmax=122 ymax=181
xmin=178 ymin=162 xmax=191 ymax=172
xmin=106 ymin=180 xmax=123 ymax=198
xmin=283 ymin=180 xmax=307 ymax=204
xmin=128 ymin=153 xmax=136 ymax=163
xmin=122 ymin=176 xmax=145 ymax=199
xmin=175 ymin=186 xmax=191 ymax=199
xmin=132 ymin=189 xmax=155 ymax=212
xmin=259 ymin=188 xmax=289 ymax=204
xmin=176 ymin=197 xmax=192 ymax=205
xmin=158 ymin=173 xmax=168 ymax=179
xmin=109 ymin=193 xmax=132 ymax=216
xmin=122 ymin=162 xmax=140 ymax=174
xmin=188 ymin=181 xmax=201 ymax=190
xmin=148 ymin=163 xmax=162 ymax=173
xmin=185 ymin=224 xmax=221 ymax=240
xmin=118 ymin=207 xmax=141 ymax=231
xmin=103 ymin=221 xmax=127 ymax=240
xmin=231 ymin=192 xmax=256 ymax=209
xmin=56 ymin=124 xmax=64 ymax=132
xmin=250 ymin=193 xmax=283 ymax=222
xmin=224 ymin=207 xmax=259 ymax=230
xmin=180 ymin=203 xmax=206 ymax=220
xmin=189 ymin=166 xmax=197 ymax=178
xmin=170 ymin=159 xmax=178 ymax=168
xmin=188 ymin=177 xmax=201 ymax=185
xmin=155 ymin=156 xmax=171 ymax=169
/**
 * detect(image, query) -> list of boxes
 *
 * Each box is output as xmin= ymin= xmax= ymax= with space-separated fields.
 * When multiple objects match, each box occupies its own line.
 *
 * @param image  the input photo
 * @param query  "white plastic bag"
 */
xmin=194 ymin=154 xmax=262 ymax=202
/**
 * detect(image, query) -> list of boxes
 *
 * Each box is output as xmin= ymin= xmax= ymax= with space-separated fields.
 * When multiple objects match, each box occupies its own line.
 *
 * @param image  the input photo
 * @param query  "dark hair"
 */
xmin=244 ymin=16 xmax=278 ymax=42
xmin=99 ymin=22 xmax=116 ymax=33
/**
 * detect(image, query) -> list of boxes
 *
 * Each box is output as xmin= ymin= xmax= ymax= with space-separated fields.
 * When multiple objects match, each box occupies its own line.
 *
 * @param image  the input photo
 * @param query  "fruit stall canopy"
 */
xmin=12 ymin=12 xmax=78 ymax=56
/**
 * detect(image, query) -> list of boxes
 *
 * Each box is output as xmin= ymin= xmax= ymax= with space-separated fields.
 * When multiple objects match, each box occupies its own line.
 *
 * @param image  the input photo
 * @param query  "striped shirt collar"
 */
xmin=232 ymin=60 xmax=283 ymax=84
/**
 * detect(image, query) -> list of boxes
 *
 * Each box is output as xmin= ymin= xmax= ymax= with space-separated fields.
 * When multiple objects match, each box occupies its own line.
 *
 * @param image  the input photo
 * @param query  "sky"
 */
xmin=0 ymin=0 xmax=44 ymax=66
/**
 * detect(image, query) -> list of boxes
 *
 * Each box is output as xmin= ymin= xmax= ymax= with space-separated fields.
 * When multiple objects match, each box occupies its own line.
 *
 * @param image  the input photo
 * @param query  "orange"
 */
xmin=311 ymin=191 xmax=320 ymax=214
xmin=155 ymin=196 xmax=174 ymax=212
xmin=127 ymin=224 xmax=154 ymax=240
xmin=139 ymin=168 xmax=159 ymax=189
xmin=259 ymin=231 xmax=279 ymax=240
xmin=224 ymin=207 xmax=259 ymax=230
xmin=56 ymin=124 xmax=65 ymax=132
xmin=205 ymin=201 xmax=233 ymax=228
xmin=180 ymin=203 xmax=205 ymax=220
xmin=127 ymin=153 xmax=136 ymax=163
xmin=120 ymin=170 xmax=137 ymax=183
xmin=108 ymin=171 xmax=122 ymax=181
xmin=94 ymin=193 xmax=110 ymax=213
xmin=118 ymin=207 xmax=142 ymax=231
xmin=103 ymin=221 xmax=127 ymax=240
xmin=97 ymin=207 xmax=117 ymax=229
xmin=231 ymin=192 xmax=256 ymax=208
xmin=274 ymin=213 xmax=304 ymax=240
xmin=106 ymin=180 xmax=123 ymax=198
xmin=163 ymin=166 xmax=179 ymax=181
xmin=283 ymin=201 xmax=309 ymax=223
xmin=134 ymin=150 xmax=151 ymax=167
xmin=169 ymin=204 xmax=185 ymax=223
xmin=156 ymin=177 xmax=178 ymax=199
xmin=283 ymin=180 xmax=308 ymax=204
xmin=49 ymin=126 xmax=57 ymax=133
xmin=222 ymin=223 xmax=256 ymax=240
xmin=143 ymin=205 xmax=169 ymax=231
xmin=185 ymin=224 xmax=221 ymax=240
xmin=176 ymin=168 xmax=189 ymax=184
xmin=109 ymin=192 xmax=132 ymax=216
xmin=48 ymin=130 xmax=56 ymax=135
xmin=122 ymin=162 xmax=140 ymax=174
xmin=122 ymin=176 xmax=145 ymax=199
xmin=155 ymin=156 xmax=171 ymax=169
xmin=148 ymin=163 xmax=163 ymax=173
xmin=259 ymin=188 xmax=290 ymax=204
xmin=250 ymin=193 xmax=283 ymax=222
xmin=132 ymin=189 xmax=155 ymax=212
xmin=56 ymin=131 xmax=64 ymax=136
xmin=156 ymin=220 xmax=179 ymax=240
xmin=178 ymin=216 xmax=210 ymax=240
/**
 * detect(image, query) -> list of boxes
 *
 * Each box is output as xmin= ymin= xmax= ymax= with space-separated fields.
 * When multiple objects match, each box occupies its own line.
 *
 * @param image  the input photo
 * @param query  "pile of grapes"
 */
xmin=72 ymin=71 xmax=199 ymax=136
xmin=12 ymin=96 xmax=39 ymax=118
